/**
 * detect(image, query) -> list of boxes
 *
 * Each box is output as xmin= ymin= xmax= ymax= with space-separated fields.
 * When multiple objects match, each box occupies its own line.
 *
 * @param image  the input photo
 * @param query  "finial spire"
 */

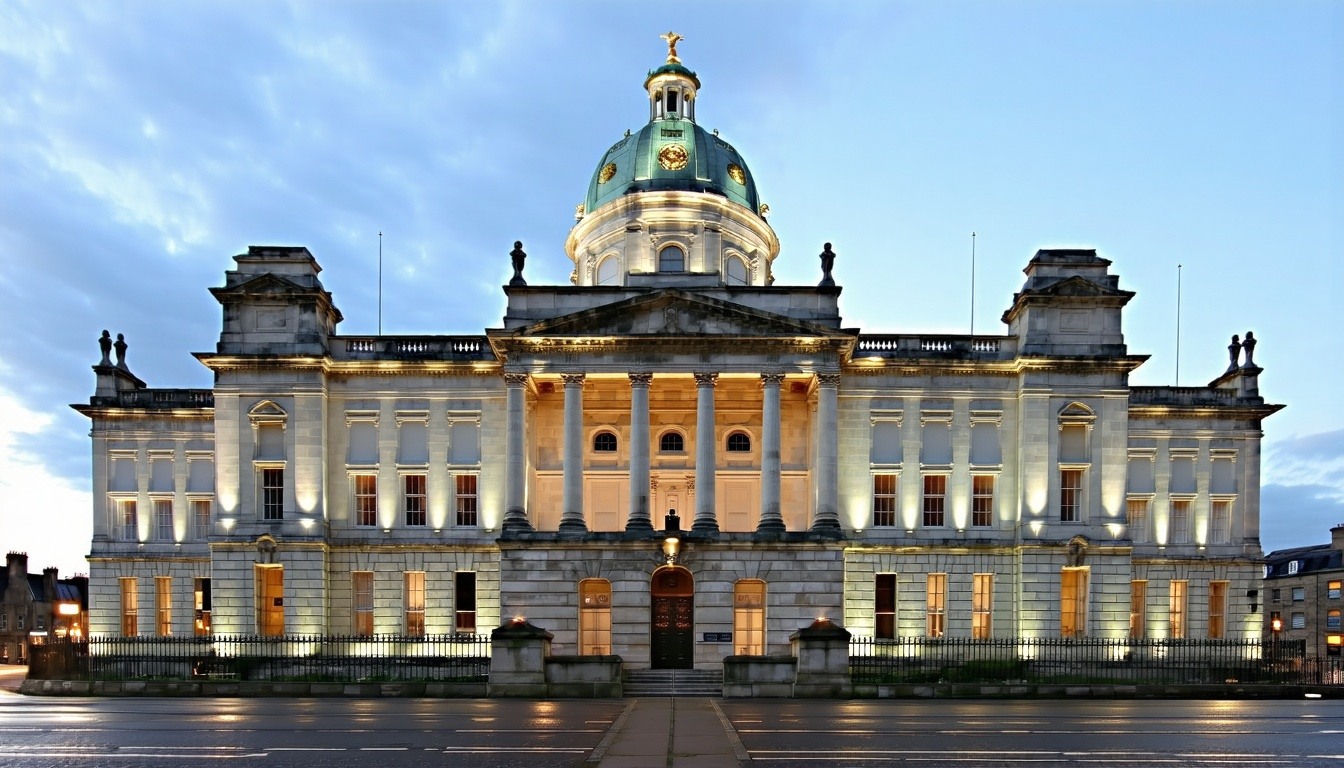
xmin=660 ymin=31 xmax=683 ymax=63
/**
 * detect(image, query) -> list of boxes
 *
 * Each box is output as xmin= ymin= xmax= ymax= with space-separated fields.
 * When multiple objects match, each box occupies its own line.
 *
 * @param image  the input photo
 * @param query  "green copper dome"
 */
xmin=584 ymin=117 xmax=761 ymax=215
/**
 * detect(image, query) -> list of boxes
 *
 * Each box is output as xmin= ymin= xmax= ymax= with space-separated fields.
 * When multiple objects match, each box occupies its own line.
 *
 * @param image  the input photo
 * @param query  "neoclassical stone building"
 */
xmin=76 ymin=40 xmax=1281 ymax=669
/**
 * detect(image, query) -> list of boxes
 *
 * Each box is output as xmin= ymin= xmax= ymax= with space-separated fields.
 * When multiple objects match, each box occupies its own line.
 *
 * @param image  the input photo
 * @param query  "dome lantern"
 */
xmin=646 ymin=32 xmax=700 ymax=122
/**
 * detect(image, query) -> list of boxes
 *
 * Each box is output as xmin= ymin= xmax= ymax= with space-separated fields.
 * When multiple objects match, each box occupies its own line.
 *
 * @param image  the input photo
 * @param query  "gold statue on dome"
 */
xmin=660 ymin=31 xmax=683 ymax=63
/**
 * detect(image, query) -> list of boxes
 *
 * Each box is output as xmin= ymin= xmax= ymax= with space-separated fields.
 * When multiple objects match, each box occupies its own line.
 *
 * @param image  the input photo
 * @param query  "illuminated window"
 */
xmin=1326 ymin=609 xmax=1341 ymax=631
xmin=405 ymin=572 xmax=425 ymax=636
xmin=455 ymin=572 xmax=477 ymax=633
xmin=455 ymin=474 xmax=478 ymax=527
xmin=734 ymin=580 xmax=766 ymax=655
xmin=153 ymin=576 xmax=171 ymax=636
xmin=658 ymin=245 xmax=684 ymax=272
xmin=353 ymin=474 xmax=378 ymax=527
xmin=1127 ymin=498 xmax=1149 ymax=543
xmin=154 ymin=499 xmax=173 ymax=541
xmin=260 ymin=467 xmax=284 ymax=520
xmin=579 ymin=579 xmax=612 ymax=654
xmin=119 ymin=500 xmax=138 ymax=541
xmin=922 ymin=475 xmax=946 ymax=527
xmin=726 ymin=432 xmax=751 ymax=453
xmin=659 ymin=431 xmax=684 ymax=453
xmin=120 ymin=577 xmax=138 ymax=637
xmin=593 ymin=431 xmax=618 ymax=452
xmin=875 ymin=574 xmax=896 ymax=639
xmin=1061 ymin=568 xmax=1089 ymax=638
xmin=256 ymin=565 xmax=284 ymax=636
xmin=872 ymin=474 xmax=897 ymax=527
xmin=352 ymin=572 xmax=374 ymax=636
xmin=193 ymin=578 xmax=211 ymax=636
xmin=972 ymin=574 xmax=993 ymax=639
xmin=1328 ymin=580 xmax=1341 ymax=600
xmin=1169 ymin=580 xmax=1188 ymax=639
xmin=404 ymin=474 xmax=426 ymax=526
xmin=1208 ymin=581 xmax=1227 ymax=639
xmin=1060 ymin=469 xmax=1084 ymax=522
xmin=1170 ymin=499 xmax=1191 ymax=544
xmin=971 ymin=475 xmax=994 ymax=527
xmin=1130 ymin=580 xmax=1147 ymax=638
xmin=193 ymin=499 xmax=211 ymax=539
xmin=1210 ymin=500 xmax=1231 ymax=544
xmin=926 ymin=573 xmax=946 ymax=638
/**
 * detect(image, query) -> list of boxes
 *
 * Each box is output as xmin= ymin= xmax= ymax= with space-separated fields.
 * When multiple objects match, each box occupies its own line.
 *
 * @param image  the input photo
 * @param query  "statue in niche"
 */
xmin=99 ymin=330 xmax=113 ymax=366
xmin=1226 ymin=334 xmax=1241 ymax=373
xmin=509 ymin=241 xmax=527 ymax=286
xmin=818 ymin=242 xmax=836 ymax=287
xmin=1065 ymin=536 xmax=1088 ymax=568
xmin=1241 ymin=331 xmax=1257 ymax=368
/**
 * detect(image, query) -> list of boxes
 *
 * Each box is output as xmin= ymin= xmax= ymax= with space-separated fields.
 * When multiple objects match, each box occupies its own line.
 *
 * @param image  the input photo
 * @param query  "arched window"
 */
xmin=659 ymin=431 xmax=684 ymax=453
xmin=726 ymin=431 xmax=751 ymax=452
xmin=593 ymin=431 xmax=618 ymax=452
xmin=595 ymin=255 xmax=619 ymax=285
xmin=578 ymin=579 xmax=612 ymax=655
xmin=658 ymin=245 xmax=684 ymax=273
xmin=725 ymin=256 xmax=748 ymax=286
xmin=733 ymin=579 xmax=766 ymax=655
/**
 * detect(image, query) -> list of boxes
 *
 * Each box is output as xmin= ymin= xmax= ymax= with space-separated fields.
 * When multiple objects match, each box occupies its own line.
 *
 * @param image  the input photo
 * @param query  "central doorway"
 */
xmin=650 ymin=566 xmax=694 ymax=669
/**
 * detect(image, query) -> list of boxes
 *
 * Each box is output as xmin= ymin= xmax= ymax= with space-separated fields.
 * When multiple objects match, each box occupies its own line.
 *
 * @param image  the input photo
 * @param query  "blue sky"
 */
xmin=1 ymin=1 xmax=1339 ymax=574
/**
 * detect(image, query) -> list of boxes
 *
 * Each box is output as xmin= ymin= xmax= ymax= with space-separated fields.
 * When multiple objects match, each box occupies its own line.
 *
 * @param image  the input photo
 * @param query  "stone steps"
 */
xmin=623 ymin=668 xmax=723 ymax=697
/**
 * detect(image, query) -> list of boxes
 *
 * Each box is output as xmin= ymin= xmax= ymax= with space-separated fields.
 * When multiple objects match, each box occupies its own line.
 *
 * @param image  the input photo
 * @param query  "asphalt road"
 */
xmin=1 ymin=692 xmax=1342 ymax=767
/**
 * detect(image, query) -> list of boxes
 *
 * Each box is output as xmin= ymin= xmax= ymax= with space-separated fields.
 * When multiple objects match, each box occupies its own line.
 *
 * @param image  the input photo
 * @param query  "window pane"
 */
xmin=872 ymin=474 xmax=897 ymax=527
xmin=971 ymin=475 xmax=994 ymax=527
xmin=455 ymin=572 xmax=477 ymax=633
xmin=455 ymin=475 xmax=478 ymax=527
xmin=922 ymin=475 xmax=946 ymax=527
xmin=404 ymin=474 xmax=426 ymax=526
xmin=875 ymin=574 xmax=896 ymax=639
xmin=354 ymin=474 xmax=378 ymax=526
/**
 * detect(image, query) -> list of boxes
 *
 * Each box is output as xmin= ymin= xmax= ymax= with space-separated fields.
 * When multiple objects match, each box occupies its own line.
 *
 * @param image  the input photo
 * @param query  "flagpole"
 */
xmin=378 ymin=231 xmax=383 ymax=336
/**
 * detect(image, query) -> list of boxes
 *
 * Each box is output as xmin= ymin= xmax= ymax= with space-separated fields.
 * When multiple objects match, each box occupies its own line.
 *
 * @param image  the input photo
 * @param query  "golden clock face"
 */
xmin=598 ymin=163 xmax=617 ymax=184
xmin=727 ymin=163 xmax=746 ymax=185
xmin=658 ymin=144 xmax=689 ymax=171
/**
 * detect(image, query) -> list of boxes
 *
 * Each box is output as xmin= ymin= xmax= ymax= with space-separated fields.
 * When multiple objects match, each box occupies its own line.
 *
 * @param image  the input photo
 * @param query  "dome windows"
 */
xmin=595 ymin=255 xmax=620 ymax=286
xmin=658 ymin=245 xmax=685 ymax=273
xmin=725 ymin=256 xmax=748 ymax=286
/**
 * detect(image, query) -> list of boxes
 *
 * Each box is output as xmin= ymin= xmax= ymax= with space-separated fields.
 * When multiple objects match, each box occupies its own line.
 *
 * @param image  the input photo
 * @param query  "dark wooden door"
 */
xmin=650 ymin=567 xmax=694 ymax=669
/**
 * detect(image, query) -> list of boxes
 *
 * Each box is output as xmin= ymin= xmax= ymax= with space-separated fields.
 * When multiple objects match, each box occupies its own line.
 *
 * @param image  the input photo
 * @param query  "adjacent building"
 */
xmin=1 ymin=553 xmax=88 ymax=663
xmin=74 ymin=40 xmax=1283 ymax=669
xmin=1264 ymin=525 xmax=1344 ymax=658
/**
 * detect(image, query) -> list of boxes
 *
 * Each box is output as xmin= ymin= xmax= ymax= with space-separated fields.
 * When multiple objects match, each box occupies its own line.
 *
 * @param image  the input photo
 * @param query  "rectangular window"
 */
xmin=926 ymin=573 xmax=946 ymax=638
xmin=1293 ymin=587 xmax=1306 ymax=602
xmin=969 ymin=421 xmax=1001 ymax=465
xmin=120 ymin=577 xmax=138 ymax=636
xmin=1169 ymin=580 xmax=1188 ymax=639
xmin=256 ymin=565 xmax=284 ymax=636
xmin=920 ymin=420 xmax=952 ymax=465
xmin=1127 ymin=498 xmax=1149 ymax=543
xmin=580 ymin=579 xmax=613 ymax=654
xmin=353 ymin=572 xmax=374 ymax=636
xmin=1210 ymin=500 xmax=1231 ymax=544
xmin=354 ymin=474 xmax=378 ymax=527
xmin=193 ymin=498 xmax=211 ymax=539
xmin=1327 ymin=610 xmax=1341 ymax=630
xmin=1291 ymin=612 xmax=1305 ymax=630
xmin=155 ymin=576 xmax=171 ymax=636
xmin=733 ymin=580 xmax=767 ymax=656
xmin=405 ymin=572 xmax=425 ymax=636
xmin=1328 ymin=580 xmax=1341 ymax=600
xmin=971 ymin=475 xmax=995 ymax=527
xmin=972 ymin=573 xmax=993 ymax=639
xmin=1130 ymin=580 xmax=1147 ymax=638
xmin=154 ymin=499 xmax=173 ymax=541
xmin=454 ymin=572 xmax=477 ymax=633
xmin=1059 ymin=424 xmax=1089 ymax=463
xmin=922 ymin=475 xmax=946 ymax=527
xmin=120 ymin=500 xmax=138 ymax=541
xmin=872 ymin=474 xmax=897 ymax=527
xmin=1208 ymin=581 xmax=1228 ymax=639
xmin=875 ymin=574 xmax=896 ymax=639
xmin=1061 ymin=568 xmax=1089 ymax=637
xmin=455 ymin=475 xmax=478 ymax=527
xmin=404 ymin=474 xmax=427 ymax=527
xmin=449 ymin=421 xmax=481 ymax=464
xmin=1060 ymin=469 xmax=1083 ymax=522
xmin=1271 ymin=588 xmax=1281 ymax=602
xmin=194 ymin=578 xmax=212 ymax=636
xmin=261 ymin=467 xmax=284 ymax=520
xmin=1170 ymin=455 xmax=1196 ymax=494
xmin=1170 ymin=499 xmax=1190 ymax=544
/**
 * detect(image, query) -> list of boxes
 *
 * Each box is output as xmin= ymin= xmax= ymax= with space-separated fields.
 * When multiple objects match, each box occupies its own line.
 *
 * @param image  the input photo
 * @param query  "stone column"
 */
xmin=627 ymin=373 xmax=654 ymax=533
xmin=693 ymin=372 xmax=719 ymax=533
xmin=502 ymin=373 xmax=532 ymax=532
xmin=559 ymin=373 xmax=587 ymax=533
xmin=757 ymin=373 xmax=785 ymax=535
xmin=811 ymin=373 xmax=841 ymax=534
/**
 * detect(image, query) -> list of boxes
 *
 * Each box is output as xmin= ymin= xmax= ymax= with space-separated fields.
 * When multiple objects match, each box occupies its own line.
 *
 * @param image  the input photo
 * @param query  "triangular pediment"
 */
xmin=509 ymin=290 xmax=845 ymax=339
xmin=211 ymin=273 xmax=308 ymax=297
xmin=1033 ymin=275 xmax=1128 ymax=298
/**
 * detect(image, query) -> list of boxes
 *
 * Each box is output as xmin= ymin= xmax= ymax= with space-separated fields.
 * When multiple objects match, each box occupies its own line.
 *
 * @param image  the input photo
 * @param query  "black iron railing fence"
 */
xmin=850 ymin=636 xmax=1340 ymax=685
xmin=28 ymin=634 xmax=491 ymax=683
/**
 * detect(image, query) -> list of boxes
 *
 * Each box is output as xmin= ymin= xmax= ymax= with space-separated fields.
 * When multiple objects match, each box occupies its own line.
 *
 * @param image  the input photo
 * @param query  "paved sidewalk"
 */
xmin=587 ymin=698 xmax=749 ymax=767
